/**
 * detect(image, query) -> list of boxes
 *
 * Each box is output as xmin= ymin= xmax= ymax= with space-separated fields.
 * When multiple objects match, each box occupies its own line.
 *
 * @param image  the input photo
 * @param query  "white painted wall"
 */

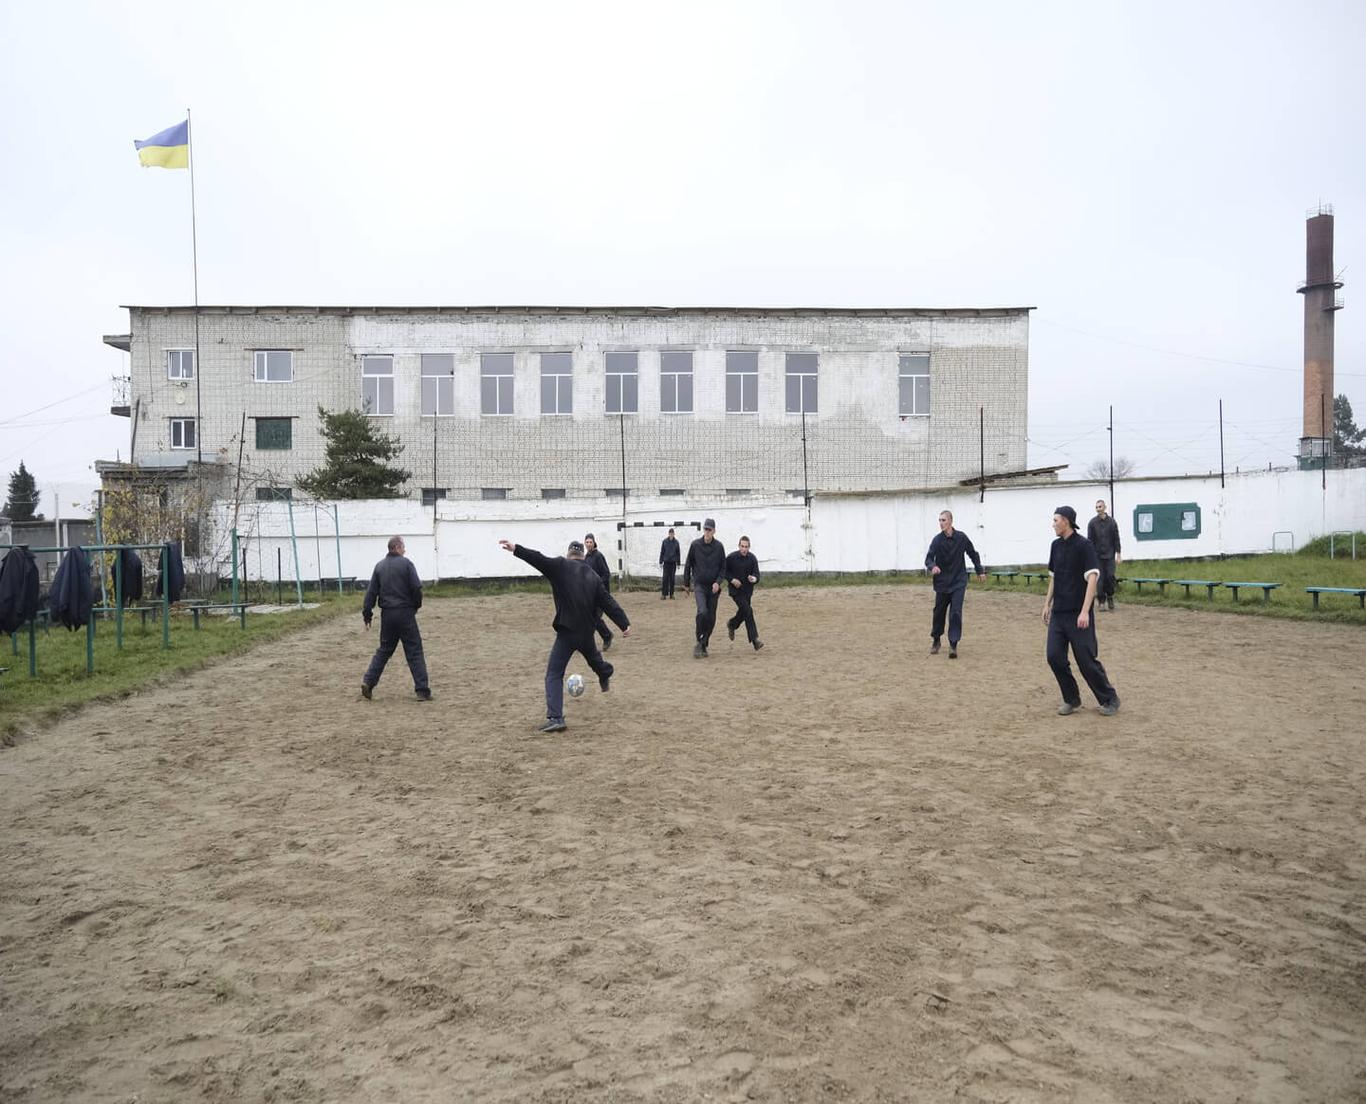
xmin=213 ymin=467 xmax=1366 ymax=583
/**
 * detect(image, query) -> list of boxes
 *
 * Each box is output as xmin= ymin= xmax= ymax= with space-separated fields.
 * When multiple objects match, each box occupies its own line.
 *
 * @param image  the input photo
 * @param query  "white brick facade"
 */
xmin=112 ymin=306 xmax=1031 ymax=500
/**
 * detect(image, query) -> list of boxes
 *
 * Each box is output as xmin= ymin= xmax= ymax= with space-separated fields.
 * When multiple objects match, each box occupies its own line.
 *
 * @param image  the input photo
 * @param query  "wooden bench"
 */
xmin=1224 ymin=581 xmax=1281 ymax=603
xmin=1172 ymin=579 xmax=1220 ymax=600
xmin=1305 ymin=586 xmax=1366 ymax=610
xmin=988 ymin=570 xmax=1019 ymax=584
xmin=1020 ymin=571 xmax=1048 ymax=586
xmin=1127 ymin=577 xmax=1172 ymax=595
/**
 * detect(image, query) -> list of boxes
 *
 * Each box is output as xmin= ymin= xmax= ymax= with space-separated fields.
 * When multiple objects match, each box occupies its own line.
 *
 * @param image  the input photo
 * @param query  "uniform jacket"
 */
xmin=363 ymin=552 xmax=424 ymax=621
xmin=515 ymin=545 xmax=629 ymax=640
xmin=683 ymin=536 xmax=727 ymax=589
xmin=118 ymin=547 xmax=144 ymax=605
xmin=924 ymin=529 xmax=983 ymax=592
xmin=1087 ymin=514 xmax=1121 ymax=559
xmin=659 ymin=537 xmax=681 ymax=566
xmin=50 ymin=546 xmax=94 ymax=631
xmin=153 ymin=541 xmax=185 ymax=602
xmin=724 ymin=550 xmax=761 ymax=596
xmin=0 ymin=546 xmax=40 ymax=633
xmin=585 ymin=548 xmax=612 ymax=592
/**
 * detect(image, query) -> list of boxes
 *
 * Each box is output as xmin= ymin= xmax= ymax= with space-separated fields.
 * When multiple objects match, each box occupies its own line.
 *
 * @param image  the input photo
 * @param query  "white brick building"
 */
xmin=104 ymin=306 xmax=1031 ymax=502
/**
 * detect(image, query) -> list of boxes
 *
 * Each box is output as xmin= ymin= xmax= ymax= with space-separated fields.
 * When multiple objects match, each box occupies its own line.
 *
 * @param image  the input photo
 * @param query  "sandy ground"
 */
xmin=2 ymin=583 xmax=1364 ymax=1103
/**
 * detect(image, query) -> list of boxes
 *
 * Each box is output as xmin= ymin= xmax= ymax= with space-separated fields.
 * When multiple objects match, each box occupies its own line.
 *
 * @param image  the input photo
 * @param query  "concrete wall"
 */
xmin=214 ymin=467 xmax=1366 ymax=584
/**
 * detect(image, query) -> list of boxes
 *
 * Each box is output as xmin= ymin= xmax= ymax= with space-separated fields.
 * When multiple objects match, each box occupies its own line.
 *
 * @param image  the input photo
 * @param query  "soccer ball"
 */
xmin=566 ymin=673 xmax=586 ymax=698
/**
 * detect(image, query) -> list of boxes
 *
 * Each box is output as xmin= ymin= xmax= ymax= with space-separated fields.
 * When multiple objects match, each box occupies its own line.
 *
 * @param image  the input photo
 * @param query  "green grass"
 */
xmin=1 ymin=593 xmax=353 ymax=740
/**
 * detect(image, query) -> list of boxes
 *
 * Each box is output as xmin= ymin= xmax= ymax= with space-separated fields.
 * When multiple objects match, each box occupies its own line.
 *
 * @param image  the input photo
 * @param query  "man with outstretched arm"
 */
xmin=361 ymin=535 xmax=431 ymax=701
xmin=1042 ymin=506 xmax=1120 ymax=717
xmin=924 ymin=510 xmax=985 ymax=659
xmin=724 ymin=535 xmax=764 ymax=650
xmin=499 ymin=538 xmax=631 ymax=733
xmin=682 ymin=518 xmax=725 ymax=658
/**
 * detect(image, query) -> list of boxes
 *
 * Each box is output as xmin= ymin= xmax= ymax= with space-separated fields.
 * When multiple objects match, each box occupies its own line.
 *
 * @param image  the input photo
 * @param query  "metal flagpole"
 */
xmin=187 ymin=108 xmax=203 ymax=465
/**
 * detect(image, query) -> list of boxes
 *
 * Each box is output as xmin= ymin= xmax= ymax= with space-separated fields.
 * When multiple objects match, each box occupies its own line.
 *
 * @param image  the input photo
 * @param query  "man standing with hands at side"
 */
xmin=583 ymin=533 xmax=614 ymax=650
xmin=682 ymin=518 xmax=725 ymax=658
xmin=1043 ymin=506 xmax=1120 ymax=717
xmin=360 ymin=535 xmax=431 ymax=701
xmin=924 ymin=510 xmax=985 ymax=659
xmin=725 ymin=535 xmax=763 ymax=651
xmin=1087 ymin=499 xmax=1122 ymax=612
xmin=659 ymin=527 xmax=681 ymax=600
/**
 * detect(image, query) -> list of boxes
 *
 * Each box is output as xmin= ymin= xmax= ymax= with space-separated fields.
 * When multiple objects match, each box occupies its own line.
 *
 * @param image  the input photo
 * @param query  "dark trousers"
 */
xmin=930 ymin=584 xmax=967 ymax=645
xmin=661 ymin=562 xmax=677 ymax=597
xmin=726 ymin=588 xmax=758 ymax=643
xmin=363 ymin=607 xmax=429 ymax=692
xmin=1098 ymin=557 xmax=1117 ymax=600
xmin=1046 ymin=611 xmax=1118 ymax=707
xmin=693 ymin=582 xmax=720 ymax=646
xmin=545 ymin=632 xmax=612 ymax=721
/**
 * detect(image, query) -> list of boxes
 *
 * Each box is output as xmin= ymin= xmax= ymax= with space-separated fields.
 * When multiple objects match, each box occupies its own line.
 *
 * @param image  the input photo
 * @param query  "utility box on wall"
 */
xmin=1133 ymin=502 xmax=1201 ymax=541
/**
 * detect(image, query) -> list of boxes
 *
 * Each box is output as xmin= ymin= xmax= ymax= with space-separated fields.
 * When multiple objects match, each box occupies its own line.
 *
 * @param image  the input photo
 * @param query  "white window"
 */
xmin=481 ymin=353 xmax=514 ymax=416
xmin=726 ymin=351 xmax=758 ymax=413
xmin=167 ymin=349 xmax=194 ymax=380
xmin=361 ymin=355 xmax=394 ymax=415
xmin=540 ymin=352 xmax=573 ymax=415
xmin=254 ymin=350 xmax=293 ymax=383
xmin=421 ymin=354 xmax=454 ymax=416
xmin=1181 ymin=510 xmax=1198 ymax=531
xmin=660 ymin=350 xmax=694 ymax=414
xmin=169 ymin=417 xmax=196 ymax=449
xmin=785 ymin=353 xmax=818 ymax=414
xmin=899 ymin=353 xmax=930 ymax=416
xmin=606 ymin=352 xmax=639 ymax=414
xmin=1137 ymin=512 xmax=1154 ymax=533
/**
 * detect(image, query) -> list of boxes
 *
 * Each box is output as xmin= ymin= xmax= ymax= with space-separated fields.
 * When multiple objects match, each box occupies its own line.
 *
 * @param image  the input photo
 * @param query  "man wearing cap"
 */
xmin=1042 ymin=506 xmax=1120 ymax=717
xmin=499 ymin=537 xmax=631 ymax=733
xmin=1086 ymin=499 xmax=1122 ymax=611
xmin=659 ymin=528 xmax=681 ymax=600
xmin=682 ymin=518 xmax=726 ymax=658
xmin=924 ymin=509 xmax=986 ymax=659
xmin=583 ymin=533 xmax=614 ymax=649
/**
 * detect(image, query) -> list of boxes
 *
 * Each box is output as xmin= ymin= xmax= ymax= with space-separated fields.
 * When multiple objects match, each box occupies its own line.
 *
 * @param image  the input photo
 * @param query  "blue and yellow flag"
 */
xmin=134 ymin=120 xmax=189 ymax=169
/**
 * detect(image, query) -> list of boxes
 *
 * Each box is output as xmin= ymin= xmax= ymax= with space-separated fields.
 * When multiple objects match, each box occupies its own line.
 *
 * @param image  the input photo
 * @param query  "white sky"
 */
xmin=2 ymin=0 xmax=1363 ymax=516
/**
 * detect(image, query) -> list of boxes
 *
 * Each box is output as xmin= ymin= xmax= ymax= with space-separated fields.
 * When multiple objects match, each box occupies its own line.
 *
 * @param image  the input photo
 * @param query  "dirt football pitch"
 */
xmin=2 ymin=584 xmax=1364 ymax=1102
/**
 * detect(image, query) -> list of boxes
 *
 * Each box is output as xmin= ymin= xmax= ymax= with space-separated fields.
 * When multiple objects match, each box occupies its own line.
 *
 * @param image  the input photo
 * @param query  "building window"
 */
xmin=660 ymin=350 xmax=694 ymax=414
xmin=421 ymin=354 xmax=455 ymax=416
xmin=540 ymin=352 xmax=573 ymax=415
xmin=785 ymin=352 xmax=818 ymax=414
xmin=254 ymin=350 xmax=293 ymax=383
xmin=361 ymin=355 xmax=394 ymax=415
xmin=541 ymin=488 xmax=566 ymax=500
xmin=421 ymin=487 xmax=447 ymax=507
xmin=169 ymin=417 xmax=196 ymax=450
xmin=167 ymin=349 xmax=194 ymax=380
xmin=604 ymin=487 xmax=625 ymax=498
xmin=255 ymin=417 xmax=293 ymax=450
xmin=659 ymin=488 xmax=685 ymax=496
xmin=726 ymin=350 xmax=758 ymax=413
xmin=256 ymin=486 xmax=292 ymax=502
xmin=725 ymin=488 xmax=751 ymax=497
xmin=606 ymin=352 xmax=639 ymax=414
xmin=481 ymin=353 xmax=514 ymax=416
xmin=481 ymin=487 xmax=508 ymax=500
xmin=899 ymin=353 xmax=930 ymax=416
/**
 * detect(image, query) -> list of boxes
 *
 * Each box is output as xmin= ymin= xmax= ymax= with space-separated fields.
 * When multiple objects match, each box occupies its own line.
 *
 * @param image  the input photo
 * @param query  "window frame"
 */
xmin=605 ymin=351 xmax=639 ymax=415
xmin=725 ymin=350 xmax=759 ymax=414
xmin=784 ymin=352 xmax=818 ymax=415
xmin=420 ymin=353 xmax=455 ymax=416
xmin=361 ymin=354 xmax=395 ymax=416
xmin=480 ymin=352 xmax=515 ymax=416
xmin=253 ymin=349 xmax=294 ymax=383
xmin=539 ymin=351 xmax=574 ymax=416
xmin=167 ymin=349 xmax=195 ymax=381
xmin=898 ymin=352 xmax=931 ymax=417
xmin=420 ymin=487 xmax=448 ymax=507
xmin=659 ymin=350 xmax=694 ymax=415
xmin=169 ymin=417 xmax=197 ymax=450
xmin=254 ymin=417 xmax=293 ymax=451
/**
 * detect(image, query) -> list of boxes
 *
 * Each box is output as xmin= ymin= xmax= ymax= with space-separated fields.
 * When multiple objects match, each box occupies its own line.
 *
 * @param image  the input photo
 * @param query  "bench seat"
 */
xmin=1305 ymin=586 xmax=1366 ymax=610
xmin=1127 ymin=577 xmax=1172 ymax=595
xmin=1224 ymin=581 xmax=1281 ymax=603
xmin=1172 ymin=579 xmax=1220 ymax=599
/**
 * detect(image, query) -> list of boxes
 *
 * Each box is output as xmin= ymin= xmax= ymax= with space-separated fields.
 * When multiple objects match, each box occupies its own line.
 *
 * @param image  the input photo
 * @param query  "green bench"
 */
xmin=187 ymin=601 xmax=249 ymax=629
xmin=1020 ymin=571 xmax=1048 ymax=585
xmin=989 ymin=570 xmax=1019 ymax=584
xmin=1305 ymin=586 xmax=1366 ymax=610
xmin=1127 ymin=577 xmax=1172 ymax=595
xmin=1224 ymin=581 xmax=1281 ymax=603
xmin=1172 ymin=579 xmax=1220 ymax=600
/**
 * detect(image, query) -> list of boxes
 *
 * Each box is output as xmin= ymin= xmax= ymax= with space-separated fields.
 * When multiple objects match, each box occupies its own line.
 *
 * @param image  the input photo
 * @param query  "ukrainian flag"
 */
xmin=134 ymin=120 xmax=189 ymax=169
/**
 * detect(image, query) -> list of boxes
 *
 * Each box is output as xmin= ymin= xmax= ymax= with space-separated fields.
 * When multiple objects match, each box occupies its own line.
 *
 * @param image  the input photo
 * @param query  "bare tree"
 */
xmin=1085 ymin=457 xmax=1135 ymax=480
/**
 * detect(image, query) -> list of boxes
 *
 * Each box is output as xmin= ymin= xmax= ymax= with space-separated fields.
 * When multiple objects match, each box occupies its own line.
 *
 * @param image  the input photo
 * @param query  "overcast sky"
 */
xmin=2 ymin=0 xmax=1363 ymax=516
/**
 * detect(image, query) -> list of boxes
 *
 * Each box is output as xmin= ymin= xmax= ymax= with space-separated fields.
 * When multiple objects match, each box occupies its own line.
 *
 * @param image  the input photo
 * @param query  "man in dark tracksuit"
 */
xmin=361 ymin=535 xmax=431 ymax=700
xmin=583 ymin=533 xmax=614 ymax=650
xmin=924 ymin=510 xmax=985 ymax=659
xmin=682 ymin=518 xmax=725 ymax=658
xmin=500 ymin=538 xmax=631 ymax=733
xmin=1043 ymin=506 xmax=1120 ymax=716
xmin=659 ymin=528 xmax=681 ymax=600
xmin=1086 ymin=499 xmax=1122 ymax=612
xmin=724 ymin=535 xmax=764 ymax=650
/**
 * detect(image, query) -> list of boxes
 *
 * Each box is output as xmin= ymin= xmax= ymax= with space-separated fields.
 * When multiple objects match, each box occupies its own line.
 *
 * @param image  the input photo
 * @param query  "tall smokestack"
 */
xmin=1298 ymin=205 xmax=1344 ymax=468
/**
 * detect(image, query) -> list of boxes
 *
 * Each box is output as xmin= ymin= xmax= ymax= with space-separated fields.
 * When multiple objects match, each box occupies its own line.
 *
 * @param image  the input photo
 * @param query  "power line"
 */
xmin=0 ymin=381 xmax=110 ymax=427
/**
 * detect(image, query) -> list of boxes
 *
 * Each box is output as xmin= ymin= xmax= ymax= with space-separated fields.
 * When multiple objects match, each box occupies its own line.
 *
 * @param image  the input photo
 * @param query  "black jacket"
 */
xmin=924 ymin=529 xmax=983 ymax=592
xmin=153 ymin=541 xmax=185 ymax=602
xmin=1087 ymin=514 xmax=1121 ymax=559
xmin=118 ymin=547 xmax=144 ymax=605
xmin=50 ymin=546 xmax=94 ymax=631
xmin=683 ymin=536 xmax=726 ymax=589
xmin=0 ymin=546 xmax=40 ymax=633
xmin=363 ymin=552 xmax=424 ymax=621
xmin=515 ymin=545 xmax=629 ymax=640
xmin=659 ymin=537 xmax=680 ymax=566
xmin=585 ymin=548 xmax=612 ymax=593
xmin=724 ymin=550 xmax=760 ymax=595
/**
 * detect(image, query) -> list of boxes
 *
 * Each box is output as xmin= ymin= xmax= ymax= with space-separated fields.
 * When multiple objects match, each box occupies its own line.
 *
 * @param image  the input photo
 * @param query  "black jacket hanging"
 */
xmin=49 ymin=546 xmax=94 ymax=631
xmin=153 ymin=541 xmax=185 ymax=602
xmin=0 ymin=546 xmax=41 ymax=633
xmin=118 ymin=547 xmax=144 ymax=605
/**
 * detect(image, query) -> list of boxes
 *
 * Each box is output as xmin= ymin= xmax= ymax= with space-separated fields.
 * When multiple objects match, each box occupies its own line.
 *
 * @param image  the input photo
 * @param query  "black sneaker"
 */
xmin=1099 ymin=700 xmax=1119 ymax=716
xmin=693 ymin=642 xmax=704 ymax=659
xmin=1107 ymin=597 xmax=1115 ymax=611
xmin=537 ymin=719 xmax=568 ymax=733
xmin=602 ymin=634 xmax=613 ymax=651
xmin=753 ymin=639 xmax=764 ymax=651
xmin=599 ymin=667 xmax=612 ymax=692
xmin=416 ymin=689 xmax=433 ymax=701
xmin=728 ymin=625 xmax=736 ymax=642
xmin=360 ymin=683 xmax=373 ymax=699
xmin=930 ymin=640 xmax=941 ymax=655
xmin=701 ymin=644 xmax=709 ymax=658
xmin=949 ymin=647 xmax=957 ymax=659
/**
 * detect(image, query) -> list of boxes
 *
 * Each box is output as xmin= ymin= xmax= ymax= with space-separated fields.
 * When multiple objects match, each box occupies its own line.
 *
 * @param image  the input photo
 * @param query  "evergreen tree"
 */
xmin=4 ymin=461 xmax=43 ymax=521
xmin=1333 ymin=393 xmax=1365 ymax=457
xmin=296 ymin=407 xmax=411 ymax=499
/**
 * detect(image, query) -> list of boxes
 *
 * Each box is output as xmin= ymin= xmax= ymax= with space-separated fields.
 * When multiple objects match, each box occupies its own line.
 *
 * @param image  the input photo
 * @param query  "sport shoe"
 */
xmin=949 ymin=646 xmax=958 ymax=659
xmin=753 ymin=639 xmax=764 ymax=651
xmin=1107 ymin=597 xmax=1115 ymax=611
xmin=599 ymin=669 xmax=612 ymax=692
xmin=693 ymin=642 xmax=704 ymax=659
xmin=602 ymin=634 xmax=612 ymax=651
xmin=728 ymin=625 xmax=736 ymax=642
xmin=360 ymin=683 xmax=373 ymax=700
xmin=1099 ymin=700 xmax=1119 ymax=716
xmin=701 ymin=645 xmax=709 ymax=658
xmin=416 ymin=689 xmax=433 ymax=701
xmin=930 ymin=640 xmax=941 ymax=655
xmin=1057 ymin=702 xmax=1078 ymax=716
xmin=537 ymin=718 xmax=568 ymax=733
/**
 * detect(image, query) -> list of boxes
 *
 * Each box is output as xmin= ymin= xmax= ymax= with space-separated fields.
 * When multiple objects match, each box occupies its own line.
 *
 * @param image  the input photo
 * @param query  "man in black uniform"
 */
xmin=1086 ymin=499 xmax=1122 ymax=612
xmin=583 ymin=533 xmax=614 ymax=649
xmin=924 ymin=509 xmax=985 ymax=659
xmin=361 ymin=535 xmax=431 ymax=701
xmin=682 ymin=518 xmax=725 ymax=658
xmin=499 ymin=537 xmax=630 ymax=733
xmin=1043 ymin=506 xmax=1120 ymax=716
xmin=659 ymin=528 xmax=681 ymax=600
xmin=724 ymin=535 xmax=764 ymax=650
